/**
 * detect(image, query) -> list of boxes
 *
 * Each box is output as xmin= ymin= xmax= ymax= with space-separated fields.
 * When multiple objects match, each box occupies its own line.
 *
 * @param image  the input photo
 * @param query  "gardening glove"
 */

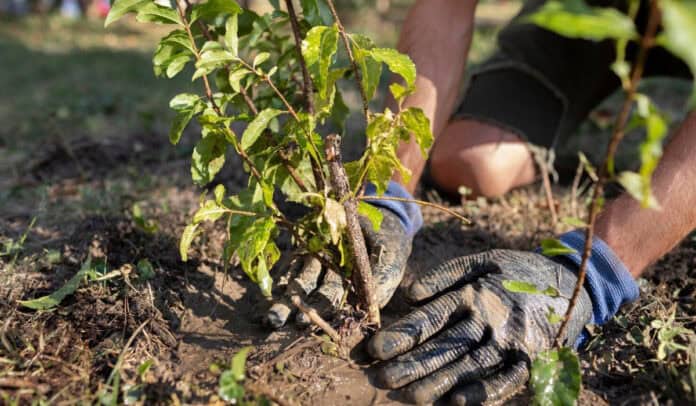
xmin=368 ymin=231 xmax=639 ymax=405
xmin=266 ymin=181 xmax=422 ymax=328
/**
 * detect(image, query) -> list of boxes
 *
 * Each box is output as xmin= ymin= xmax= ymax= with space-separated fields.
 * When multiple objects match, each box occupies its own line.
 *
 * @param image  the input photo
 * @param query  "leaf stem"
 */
xmin=284 ymin=0 xmax=315 ymax=115
xmin=358 ymin=196 xmax=471 ymax=224
xmin=554 ymin=0 xmax=660 ymax=346
xmin=325 ymin=0 xmax=369 ymax=120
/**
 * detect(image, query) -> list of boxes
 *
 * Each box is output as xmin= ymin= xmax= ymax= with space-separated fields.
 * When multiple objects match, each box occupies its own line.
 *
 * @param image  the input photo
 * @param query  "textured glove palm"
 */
xmin=368 ymin=250 xmax=593 ymax=405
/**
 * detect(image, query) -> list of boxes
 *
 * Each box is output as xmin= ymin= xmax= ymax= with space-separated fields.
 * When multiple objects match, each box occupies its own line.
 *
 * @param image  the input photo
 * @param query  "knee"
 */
xmin=430 ymin=143 xmax=517 ymax=198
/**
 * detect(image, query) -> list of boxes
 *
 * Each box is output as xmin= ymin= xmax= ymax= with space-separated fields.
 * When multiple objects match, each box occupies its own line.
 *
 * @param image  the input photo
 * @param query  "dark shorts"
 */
xmin=455 ymin=0 xmax=692 ymax=149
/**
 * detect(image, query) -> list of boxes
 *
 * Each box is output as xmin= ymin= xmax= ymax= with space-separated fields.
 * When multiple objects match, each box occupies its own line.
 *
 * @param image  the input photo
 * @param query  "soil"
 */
xmin=1 ymin=130 xmax=695 ymax=406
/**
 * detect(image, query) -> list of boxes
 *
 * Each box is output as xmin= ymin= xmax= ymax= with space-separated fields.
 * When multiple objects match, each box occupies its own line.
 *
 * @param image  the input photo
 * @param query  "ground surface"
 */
xmin=1 ymin=3 xmax=695 ymax=405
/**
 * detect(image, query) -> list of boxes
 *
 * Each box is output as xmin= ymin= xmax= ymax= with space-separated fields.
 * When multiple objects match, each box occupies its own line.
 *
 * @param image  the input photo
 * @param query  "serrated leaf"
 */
xmin=18 ymin=258 xmax=95 ymax=310
xmin=617 ymin=171 xmax=661 ymax=209
xmin=180 ymin=223 xmax=199 ymax=262
xmin=191 ymin=0 xmax=241 ymax=23
xmin=526 ymin=0 xmax=638 ymax=42
xmin=324 ymin=198 xmax=347 ymax=245
xmin=401 ymin=107 xmax=433 ymax=156
xmin=192 ymin=131 xmax=227 ymax=185
xmin=104 ymin=0 xmax=149 ymax=27
xmin=302 ymin=25 xmax=339 ymax=100
xmin=231 ymin=346 xmax=252 ymax=381
xmin=530 ymin=348 xmax=581 ymax=406
xmin=241 ymin=108 xmax=283 ymax=150
xmin=225 ymin=14 xmax=239 ymax=56
xmin=228 ymin=67 xmax=250 ymax=93
xmin=351 ymin=34 xmax=382 ymax=101
xmin=358 ymin=201 xmax=383 ymax=232
xmin=193 ymin=200 xmax=228 ymax=223
xmin=660 ymin=0 xmax=696 ymax=108
xmin=369 ymin=48 xmax=416 ymax=90
xmin=540 ymin=238 xmax=576 ymax=257
xmin=135 ymin=2 xmax=182 ymax=25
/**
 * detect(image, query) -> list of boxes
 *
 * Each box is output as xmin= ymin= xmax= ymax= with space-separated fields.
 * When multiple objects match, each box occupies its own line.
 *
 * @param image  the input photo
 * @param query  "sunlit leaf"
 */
xmin=180 ymin=223 xmax=199 ymax=262
xmin=191 ymin=130 xmax=227 ymax=185
xmin=358 ymin=201 xmax=383 ymax=232
xmin=324 ymin=198 xmax=347 ymax=245
xmin=502 ymin=280 xmax=559 ymax=297
xmin=191 ymin=0 xmax=241 ymax=23
xmin=350 ymin=34 xmax=382 ymax=101
xmin=369 ymin=48 xmax=416 ymax=90
xmin=193 ymin=200 xmax=229 ymax=223
xmin=225 ymin=13 xmax=239 ymax=56
xmin=659 ymin=0 xmax=696 ymax=108
xmin=302 ymin=25 xmax=339 ymax=100
xmin=540 ymin=238 xmax=576 ymax=256
xmin=19 ymin=258 xmax=95 ymax=310
xmin=401 ymin=107 xmax=433 ymax=156
xmin=530 ymin=348 xmax=581 ymax=406
xmin=561 ymin=217 xmax=587 ymax=228
xmin=617 ymin=171 xmax=661 ymax=209
xmin=241 ymin=108 xmax=283 ymax=150
xmin=218 ymin=371 xmax=244 ymax=402
xmin=135 ymin=2 xmax=182 ymax=25
xmin=526 ymin=0 xmax=638 ymax=41
xmin=104 ymin=0 xmax=149 ymax=27
xmin=231 ymin=346 xmax=252 ymax=381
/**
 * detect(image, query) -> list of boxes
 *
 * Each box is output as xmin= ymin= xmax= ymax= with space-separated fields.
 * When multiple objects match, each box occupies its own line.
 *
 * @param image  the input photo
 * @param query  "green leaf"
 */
xmin=546 ymin=307 xmax=564 ymax=324
xmin=540 ymin=238 xmax=576 ymax=257
xmin=503 ymin=278 xmax=562 ymax=298
xmin=191 ymin=0 xmax=241 ymax=23
xmin=302 ymin=25 xmax=339 ymax=100
xmin=358 ymin=201 xmax=383 ymax=232
xmin=530 ymin=348 xmax=581 ymax=406
xmin=369 ymin=48 xmax=417 ymax=90
xmin=401 ymin=107 xmax=433 ymax=156
xmin=170 ymin=109 xmax=195 ymax=145
xmin=196 ymin=48 xmax=237 ymax=74
xmin=161 ymin=30 xmax=196 ymax=55
xmin=253 ymin=52 xmax=271 ymax=68
xmin=324 ymin=198 xmax=347 ymax=245
xmin=193 ymin=200 xmax=229 ymax=223
xmin=659 ymin=0 xmax=696 ymax=108
xmin=136 ymin=259 xmax=155 ymax=281
xmin=104 ymin=0 xmax=149 ymax=27
xmin=561 ymin=217 xmax=587 ymax=228
xmin=132 ymin=203 xmax=159 ymax=234
xmin=135 ymin=2 xmax=182 ymax=25
xmin=192 ymin=130 xmax=227 ymax=185
xmin=170 ymin=93 xmax=200 ymax=111
xmin=225 ymin=14 xmax=239 ymax=56
xmin=241 ymin=108 xmax=283 ymax=150
xmin=218 ymin=371 xmax=245 ymax=403
xmin=389 ymin=82 xmax=409 ymax=102
xmin=351 ymin=34 xmax=382 ymax=101
xmin=228 ymin=66 xmax=250 ymax=93
xmin=180 ymin=223 xmax=199 ymax=262
xmin=526 ymin=0 xmax=638 ymax=42
xmin=19 ymin=258 xmax=95 ymax=310
xmin=137 ymin=359 xmax=154 ymax=377
xmin=165 ymin=54 xmax=191 ymax=78
xmin=231 ymin=346 xmax=252 ymax=381
xmin=617 ymin=171 xmax=661 ymax=209
xmin=300 ymin=0 xmax=333 ymax=26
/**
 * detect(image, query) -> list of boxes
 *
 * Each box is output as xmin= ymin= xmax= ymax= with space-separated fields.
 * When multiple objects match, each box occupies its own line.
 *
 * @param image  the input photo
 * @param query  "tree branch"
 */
xmin=284 ymin=0 xmax=314 ymax=115
xmin=325 ymin=0 xmax=369 ymax=120
xmin=554 ymin=0 xmax=660 ymax=346
xmin=325 ymin=134 xmax=380 ymax=326
xmin=358 ymin=196 xmax=470 ymax=224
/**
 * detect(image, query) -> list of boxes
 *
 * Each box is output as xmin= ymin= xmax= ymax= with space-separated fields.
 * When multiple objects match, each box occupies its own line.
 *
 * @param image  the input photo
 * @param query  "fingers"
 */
xmin=295 ymin=267 xmax=344 ymax=325
xmin=450 ymin=361 xmax=529 ymax=406
xmin=266 ymin=256 xmax=322 ymax=328
xmin=368 ymin=286 xmax=476 ymax=360
xmin=406 ymin=252 xmax=495 ymax=302
xmin=401 ymin=345 xmax=504 ymax=405
xmin=376 ymin=316 xmax=488 ymax=388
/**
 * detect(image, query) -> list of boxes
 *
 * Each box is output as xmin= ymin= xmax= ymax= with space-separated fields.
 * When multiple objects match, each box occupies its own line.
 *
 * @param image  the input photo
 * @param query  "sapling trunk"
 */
xmin=325 ymin=134 xmax=380 ymax=326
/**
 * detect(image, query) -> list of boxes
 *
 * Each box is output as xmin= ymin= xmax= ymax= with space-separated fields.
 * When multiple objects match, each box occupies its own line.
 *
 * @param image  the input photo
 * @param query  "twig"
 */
xmin=325 ymin=134 xmax=380 ymax=326
xmin=555 ymin=0 xmax=660 ymax=346
xmin=279 ymin=148 xmax=309 ymax=193
xmin=530 ymin=146 xmax=558 ymax=228
xmin=570 ymin=158 xmax=584 ymax=219
xmin=325 ymin=0 xmax=369 ymax=120
xmin=284 ymin=0 xmax=314 ymax=114
xmin=290 ymin=295 xmax=341 ymax=343
xmin=358 ymin=196 xmax=471 ymax=224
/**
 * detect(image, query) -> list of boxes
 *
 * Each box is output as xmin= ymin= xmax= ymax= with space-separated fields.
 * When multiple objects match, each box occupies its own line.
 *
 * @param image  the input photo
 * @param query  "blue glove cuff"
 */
xmin=558 ymin=230 xmax=639 ymax=346
xmin=364 ymin=181 xmax=423 ymax=237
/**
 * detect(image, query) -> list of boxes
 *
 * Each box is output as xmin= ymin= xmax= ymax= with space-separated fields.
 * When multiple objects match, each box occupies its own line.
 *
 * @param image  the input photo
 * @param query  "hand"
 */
xmin=266 ymin=207 xmax=413 ymax=328
xmin=368 ymin=250 xmax=593 ymax=405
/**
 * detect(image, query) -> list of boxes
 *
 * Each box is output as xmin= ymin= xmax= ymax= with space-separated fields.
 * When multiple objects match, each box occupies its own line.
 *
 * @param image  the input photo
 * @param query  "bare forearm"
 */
xmin=596 ymin=112 xmax=696 ymax=277
xmin=391 ymin=0 xmax=478 ymax=192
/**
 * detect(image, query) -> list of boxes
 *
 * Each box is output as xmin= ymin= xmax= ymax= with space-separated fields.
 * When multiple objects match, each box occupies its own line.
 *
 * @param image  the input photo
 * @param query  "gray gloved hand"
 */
xmin=266 ymin=207 xmax=413 ymax=328
xmin=368 ymin=249 xmax=593 ymax=405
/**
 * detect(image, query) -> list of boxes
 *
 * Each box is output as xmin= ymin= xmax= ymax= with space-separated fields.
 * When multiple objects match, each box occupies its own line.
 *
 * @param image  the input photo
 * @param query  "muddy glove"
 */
xmin=368 ymin=232 xmax=638 ymax=405
xmin=266 ymin=181 xmax=422 ymax=328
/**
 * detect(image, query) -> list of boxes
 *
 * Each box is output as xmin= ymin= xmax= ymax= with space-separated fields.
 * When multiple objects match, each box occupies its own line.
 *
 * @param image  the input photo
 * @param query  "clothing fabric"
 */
xmin=557 ymin=230 xmax=640 ymax=346
xmin=364 ymin=181 xmax=423 ymax=237
xmin=455 ymin=0 xmax=691 ymax=148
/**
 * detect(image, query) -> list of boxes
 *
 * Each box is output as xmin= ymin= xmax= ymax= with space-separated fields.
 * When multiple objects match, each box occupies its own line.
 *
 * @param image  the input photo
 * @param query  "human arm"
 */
xmin=390 ymin=0 xmax=479 ymax=193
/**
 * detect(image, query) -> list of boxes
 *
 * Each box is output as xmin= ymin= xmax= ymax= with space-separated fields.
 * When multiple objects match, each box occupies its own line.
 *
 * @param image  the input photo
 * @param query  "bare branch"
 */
xmin=284 ymin=0 xmax=315 ymax=114
xmin=358 ymin=196 xmax=470 ymax=224
xmin=291 ymin=295 xmax=341 ymax=343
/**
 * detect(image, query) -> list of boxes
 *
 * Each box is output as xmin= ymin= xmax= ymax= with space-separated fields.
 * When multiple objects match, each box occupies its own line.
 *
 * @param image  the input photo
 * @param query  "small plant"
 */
xmin=105 ymin=0 xmax=433 ymax=326
xmin=514 ymin=0 xmax=696 ymax=404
